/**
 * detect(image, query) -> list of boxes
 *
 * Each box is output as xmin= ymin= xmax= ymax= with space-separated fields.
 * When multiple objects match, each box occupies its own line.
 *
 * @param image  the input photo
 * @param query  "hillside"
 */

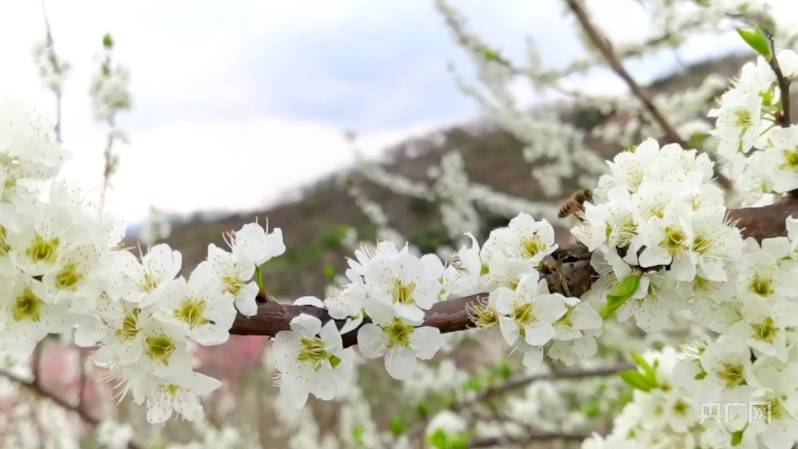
xmin=160 ymin=54 xmax=746 ymax=300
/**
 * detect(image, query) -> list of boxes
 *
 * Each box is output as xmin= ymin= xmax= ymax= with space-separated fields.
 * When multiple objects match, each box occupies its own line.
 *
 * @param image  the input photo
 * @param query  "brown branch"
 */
xmin=767 ymin=37 xmax=791 ymax=127
xmin=231 ymin=195 xmax=798 ymax=343
xmin=0 ymin=363 xmax=143 ymax=449
xmin=564 ymin=0 xmax=685 ymax=147
xmin=455 ymin=364 xmax=630 ymax=412
xmin=469 ymin=430 xmax=592 ymax=448
xmin=0 ymin=368 xmax=99 ymax=425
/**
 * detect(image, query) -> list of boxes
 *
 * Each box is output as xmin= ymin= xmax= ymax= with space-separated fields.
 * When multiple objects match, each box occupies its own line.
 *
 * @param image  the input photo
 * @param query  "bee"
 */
xmin=558 ymin=189 xmax=593 ymax=220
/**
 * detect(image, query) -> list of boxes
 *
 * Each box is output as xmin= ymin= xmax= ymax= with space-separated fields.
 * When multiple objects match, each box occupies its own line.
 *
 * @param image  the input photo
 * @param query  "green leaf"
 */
xmin=601 ymin=274 xmax=641 ymax=319
xmin=352 ymin=425 xmax=365 ymax=447
xmin=390 ymin=417 xmax=405 ymax=437
xmin=495 ymin=361 xmax=512 ymax=380
xmin=737 ymin=27 xmax=772 ymax=60
xmin=427 ymin=429 xmax=449 ymax=449
xmin=464 ymin=378 xmax=484 ymax=392
xmin=328 ymin=354 xmax=342 ymax=368
xmin=416 ymin=400 xmax=430 ymax=419
xmin=619 ymin=370 xmax=657 ymax=392
xmin=323 ymin=264 xmax=337 ymax=281
xmin=731 ymin=427 xmax=747 ymax=446
xmin=450 ymin=435 xmax=470 ymax=449
xmin=630 ymin=351 xmax=652 ymax=372
xmin=102 ymin=33 xmax=114 ymax=49
xmin=582 ymin=401 xmax=602 ymax=418
xmin=483 ymin=48 xmax=500 ymax=61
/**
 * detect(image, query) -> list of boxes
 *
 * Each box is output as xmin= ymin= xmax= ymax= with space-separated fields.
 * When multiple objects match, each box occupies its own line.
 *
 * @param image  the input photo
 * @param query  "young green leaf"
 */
xmin=737 ymin=27 xmax=772 ymax=60
xmin=601 ymin=274 xmax=641 ymax=319
xmin=619 ymin=369 xmax=657 ymax=392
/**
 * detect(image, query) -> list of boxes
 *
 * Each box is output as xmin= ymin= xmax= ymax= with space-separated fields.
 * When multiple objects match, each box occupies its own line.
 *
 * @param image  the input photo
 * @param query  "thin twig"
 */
xmin=767 ymin=36 xmax=791 ymax=127
xmin=0 ymin=363 xmax=143 ymax=449
xmin=456 ymin=364 xmax=629 ymax=411
xmin=99 ymin=122 xmax=117 ymax=210
xmin=563 ymin=0 xmax=733 ymax=190
xmin=39 ymin=0 xmax=63 ymax=143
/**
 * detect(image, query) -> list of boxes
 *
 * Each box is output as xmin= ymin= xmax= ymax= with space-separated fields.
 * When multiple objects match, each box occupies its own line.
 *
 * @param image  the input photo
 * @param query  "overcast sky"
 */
xmin=0 ymin=0 xmax=793 ymax=222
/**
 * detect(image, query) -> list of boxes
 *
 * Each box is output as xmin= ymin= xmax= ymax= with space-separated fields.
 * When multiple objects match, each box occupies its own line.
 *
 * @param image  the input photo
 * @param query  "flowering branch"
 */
xmin=563 ymin=0 xmax=684 ymax=146
xmin=767 ymin=36 xmax=792 ymax=126
xmin=0 ymin=368 xmax=143 ymax=449
xmin=230 ymin=195 xmax=798 ymax=342
xmin=469 ymin=429 xmax=591 ymax=448
xmin=455 ymin=364 xmax=630 ymax=410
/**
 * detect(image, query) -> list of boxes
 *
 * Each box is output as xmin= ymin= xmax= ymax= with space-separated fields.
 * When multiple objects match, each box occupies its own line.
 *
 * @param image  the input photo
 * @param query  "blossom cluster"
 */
xmin=0 ymin=101 xmax=286 ymax=423
xmin=270 ymin=210 xmax=607 ymax=407
xmin=710 ymin=50 xmax=798 ymax=204
xmin=571 ymin=137 xmax=743 ymax=331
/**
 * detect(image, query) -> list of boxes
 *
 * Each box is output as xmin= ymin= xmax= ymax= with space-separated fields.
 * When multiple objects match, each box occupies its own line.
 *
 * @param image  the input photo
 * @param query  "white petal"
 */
xmin=524 ymin=322 xmax=555 ymax=346
xmin=409 ymin=326 xmax=441 ymax=360
xmin=385 ymin=346 xmax=417 ymax=380
xmin=293 ymin=296 xmax=324 ymax=308
xmin=356 ymin=324 xmax=386 ymax=359
xmin=290 ymin=314 xmax=322 ymax=337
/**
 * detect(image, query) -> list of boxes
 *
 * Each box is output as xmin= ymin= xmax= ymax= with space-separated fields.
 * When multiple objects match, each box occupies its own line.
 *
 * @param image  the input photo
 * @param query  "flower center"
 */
xmin=26 ymin=234 xmax=59 ymax=264
xmin=469 ymin=301 xmax=498 ymax=328
xmin=782 ymin=148 xmax=798 ymax=173
xmin=672 ymin=399 xmax=690 ymax=416
xmin=512 ymin=302 xmax=535 ymax=327
xmin=384 ymin=318 xmax=415 ymax=348
xmin=662 ymin=226 xmax=687 ymax=256
xmin=391 ymin=279 xmax=416 ymax=305
xmin=115 ymin=308 xmax=141 ymax=340
xmin=145 ymin=335 xmax=176 ymax=365
xmin=141 ymin=272 xmax=159 ymax=293
xmin=750 ymin=275 xmax=774 ymax=297
xmin=555 ymin=307 xmax=575 ymax=328
xmin=717 ymin=362 xmax=745 ymax=388
xmin=521 ymin=234 xmax=545 ymax=258
xmin=13 ymin=288 xmax=43 ymax=322
xmin=297 ymin=337 xmax=341 ymax=370
xmin=617 ymin=215 xmax=638 ymax=246
xmin=692 ymin=235 xmax=713 ymax=255
xmin=162 ymin=384 xmax=181 ymax=396
xmin=174 ymin=298 xmax=209 ymax=329
xmin=735 ymin=109 xmax=751 ymax=128
xmin=754 ymin=396 xmax=786 ymax=423
xmin=222 ymin=274 xmax=244 ymax=296
xmin=55 ymin=262 xmax=84 ymax=291
xmin=751 ymin=316 xmax=778 ymax=343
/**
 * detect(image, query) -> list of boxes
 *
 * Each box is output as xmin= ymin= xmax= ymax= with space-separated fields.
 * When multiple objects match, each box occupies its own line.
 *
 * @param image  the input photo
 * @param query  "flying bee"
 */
xmin=558 ymin=189 xmax=593 ymax=220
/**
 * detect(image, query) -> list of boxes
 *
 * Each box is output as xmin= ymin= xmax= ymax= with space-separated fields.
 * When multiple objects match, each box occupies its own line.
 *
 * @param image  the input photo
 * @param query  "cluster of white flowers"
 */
xmin=710 ymin=50 xmax=798 ymax=204
xmin=0 ymin=101 xmax=287 ymax=423
xmin=32 ymin=39 xmax=70 ymax=95
xmin=89 ymin=34 xmax=131 ymax=123
xmin=571 ymin=137 xmax=743 ymax=331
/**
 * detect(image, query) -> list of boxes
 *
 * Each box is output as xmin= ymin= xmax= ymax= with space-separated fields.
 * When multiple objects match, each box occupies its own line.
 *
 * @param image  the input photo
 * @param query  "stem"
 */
xmin=54 ymin=92 xmax=62 ymax=143
xmin=563 ymin=0 xmax=733 ymax=190
xmin=255 ymin=265 xmax=265 ymax=291
xmin=99 ymin=124 xmax=116 ymax=210
xmin=767 ymin=37 xmax=791 ymax=127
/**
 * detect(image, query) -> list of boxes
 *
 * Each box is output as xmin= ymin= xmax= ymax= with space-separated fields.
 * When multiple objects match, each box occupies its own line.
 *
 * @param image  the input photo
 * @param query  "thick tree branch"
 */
xmin=230 ymin=195 xmax=798 ymax=344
